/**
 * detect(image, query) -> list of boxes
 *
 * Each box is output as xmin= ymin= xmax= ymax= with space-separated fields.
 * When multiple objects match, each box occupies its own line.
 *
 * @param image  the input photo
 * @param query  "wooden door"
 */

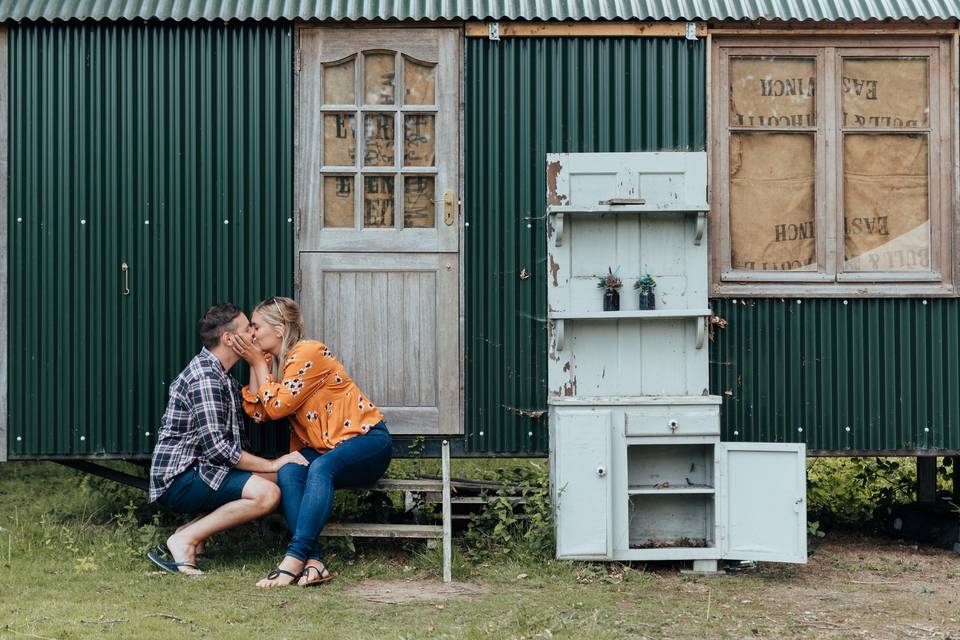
xmin=295 ymin=27 xmax=462 ymax=435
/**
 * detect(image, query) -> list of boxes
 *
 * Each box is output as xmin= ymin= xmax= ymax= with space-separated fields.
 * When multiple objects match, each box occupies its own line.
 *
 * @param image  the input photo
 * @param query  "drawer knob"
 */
xmin=596 ymin=466 xmax=607 ymax=477
xmin=668 ymin=419 xmax=679 ymax=433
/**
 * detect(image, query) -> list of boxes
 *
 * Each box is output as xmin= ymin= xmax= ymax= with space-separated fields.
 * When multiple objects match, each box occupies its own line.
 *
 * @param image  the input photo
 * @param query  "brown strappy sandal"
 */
xmin=299 ymin=563 xmax=335 ymax=587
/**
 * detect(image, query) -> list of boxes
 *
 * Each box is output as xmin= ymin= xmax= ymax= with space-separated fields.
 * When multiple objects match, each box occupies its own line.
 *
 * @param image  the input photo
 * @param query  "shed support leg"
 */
xmin=441 ymin=439 xmax=452 ymax=583
xmin=916 ymin=456 xmax=937 ymax=504
xmin=952 ymin=456 xmax=959 ymax=504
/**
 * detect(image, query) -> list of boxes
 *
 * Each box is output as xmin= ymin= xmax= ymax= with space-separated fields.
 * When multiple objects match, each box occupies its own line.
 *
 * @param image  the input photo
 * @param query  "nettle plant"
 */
xmin=597 ymin=267 xmax=623 ymax=291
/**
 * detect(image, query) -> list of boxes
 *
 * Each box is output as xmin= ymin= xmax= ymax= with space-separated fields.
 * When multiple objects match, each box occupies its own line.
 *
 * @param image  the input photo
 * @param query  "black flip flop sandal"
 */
xmin=299 ymin=564 xmax=335 ymax=587
xmin=147 ymin=550 xmax=201 ymax=575
xmin=261 ymin=567 xmax=301 ymax=586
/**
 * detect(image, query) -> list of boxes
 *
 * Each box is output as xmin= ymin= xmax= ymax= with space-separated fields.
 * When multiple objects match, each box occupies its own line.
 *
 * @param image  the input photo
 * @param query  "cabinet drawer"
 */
xmin=625 ymin=406 xmax=719 ymax=437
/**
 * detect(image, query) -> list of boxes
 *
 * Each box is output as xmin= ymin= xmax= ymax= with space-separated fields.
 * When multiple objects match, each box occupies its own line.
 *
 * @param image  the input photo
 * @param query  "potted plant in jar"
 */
xmin=634 ymin=273 xmax=657 ymax=310
xmin=597 ymin=267 xmax=623 ymax=311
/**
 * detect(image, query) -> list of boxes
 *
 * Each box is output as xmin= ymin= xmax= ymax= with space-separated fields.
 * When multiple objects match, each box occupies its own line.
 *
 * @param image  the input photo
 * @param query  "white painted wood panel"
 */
xmin=719 ymin=443 xmax=808 ymax=563
xmin=551 ymin=408 xmax=612 ymax=559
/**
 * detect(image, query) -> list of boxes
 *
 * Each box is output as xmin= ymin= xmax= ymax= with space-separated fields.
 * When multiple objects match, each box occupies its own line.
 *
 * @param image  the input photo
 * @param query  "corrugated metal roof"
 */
xmin=1 ymin=0 xmax=959 ymax=23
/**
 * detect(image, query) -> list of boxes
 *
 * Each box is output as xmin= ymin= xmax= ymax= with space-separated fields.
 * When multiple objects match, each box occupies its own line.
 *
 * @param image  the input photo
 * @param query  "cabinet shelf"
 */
xmin=549 ymin=309 xmax=711 ymax=320
xmin=550 ymin=310 xmax=710 ymax=351
xmin=628 ymin=484 xmax=715 ymax=495
xmin=547 ymin=205 xmax=708 ymax=247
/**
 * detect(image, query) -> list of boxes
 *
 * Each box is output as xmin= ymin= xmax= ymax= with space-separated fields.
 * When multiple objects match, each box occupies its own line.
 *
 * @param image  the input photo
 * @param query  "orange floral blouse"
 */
xmin=241 ymin=340 xmax=385 ymax=453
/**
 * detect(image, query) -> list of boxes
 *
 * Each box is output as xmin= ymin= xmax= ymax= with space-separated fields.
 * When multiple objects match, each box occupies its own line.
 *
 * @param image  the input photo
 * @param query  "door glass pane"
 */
xmin=404 ymin=176 xmax=435 ymax=228
xmin=404 ymin=58 xmax=436 ymax=105
xmin=843 ymin=134 xmax=930 ymax=271
xmin=729 ymin=132 xmax=816 ymax=271
xmin=403 ymin=115 xmax=435 ymax=167
xmin=364 ymin=113 xmax=395 ymax=166
xmin=323 ymin=176 xmax=354 ymax=228
xmin=729 ymin=57 xmax=816 ymax=128
xmin=363 ymin=176 xmax=395 ymax=227
xmin=323 ymin=114 xmax=355 ymax=166
xmin=364 ymin=52 xmax=396 ymax=105
xmin=841 ymin=58 xmax=928 ymax=128
xmin=323 ymin=58 xmax=355 ymax=105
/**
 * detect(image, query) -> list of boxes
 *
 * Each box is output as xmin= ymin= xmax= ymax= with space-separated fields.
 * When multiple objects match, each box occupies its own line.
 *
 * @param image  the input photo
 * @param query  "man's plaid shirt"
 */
xmin=149 ymin=348 xmax=249 ymax=502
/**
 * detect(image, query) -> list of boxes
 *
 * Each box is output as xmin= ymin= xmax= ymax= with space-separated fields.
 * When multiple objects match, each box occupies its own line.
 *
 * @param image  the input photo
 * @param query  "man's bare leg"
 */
xmin=165 ymin=476 xmax=280 ymax=574
xmin=173 ymin=473 xmax=279 ymax=557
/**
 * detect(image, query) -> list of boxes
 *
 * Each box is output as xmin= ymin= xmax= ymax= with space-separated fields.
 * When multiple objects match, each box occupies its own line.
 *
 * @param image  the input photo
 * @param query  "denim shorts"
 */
xmin=156 ymin=465 xmax=253 ymax=514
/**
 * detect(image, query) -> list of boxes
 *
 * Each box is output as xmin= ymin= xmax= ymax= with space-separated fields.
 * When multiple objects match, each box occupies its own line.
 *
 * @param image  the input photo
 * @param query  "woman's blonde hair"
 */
xmin=253 ymin=296 xmax=305 ymax=378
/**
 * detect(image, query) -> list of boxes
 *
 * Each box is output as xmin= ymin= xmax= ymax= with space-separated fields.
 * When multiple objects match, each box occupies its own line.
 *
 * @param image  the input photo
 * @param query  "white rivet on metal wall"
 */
xmin=144 ymin=220 xmax=150 ymax=225
xmin=733 ymin=430 xmax=739 ymax=436
xmin=464 ymin=222 xmax=470 ymax=227
xmin=16 ymin=436 xmax=22 ymax=441
xmin=16 ymin=217 xmax=22 ymax=223
xmin=528 ymin=431 xmax=533 ymax=437
xmin=145 ymin=432 xmax=151 ymax=437
xmin=798 ymin=428 xmax=803 ymax=432
xmin=924 ymin=427 xmax=930 ymax=432
xmin=845 ymin=426 xmax=851 ymax=432
xmin=80 ymin=436 xmax=86 ymax=441
xmin=922 ymin=300 xmax=928 ymax=305
xmin=287 ymin=217 xmax=293 ymax=223
xmin=843 ymin=300 xmax=848 ymax=305
xmin=796 ymin=299 xmax=802 ymax=304
xmin=527 ymin=223 xmax=532 ymax=229
xmin=479 ymin=431 xmax=484 ymax=436
xmin=80 ymin=219 xmax=86 ymax=225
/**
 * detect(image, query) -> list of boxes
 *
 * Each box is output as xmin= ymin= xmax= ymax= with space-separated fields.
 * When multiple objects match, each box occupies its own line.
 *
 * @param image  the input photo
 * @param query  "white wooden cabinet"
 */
xmin=547 ymin=153 xmax=807 ymax=566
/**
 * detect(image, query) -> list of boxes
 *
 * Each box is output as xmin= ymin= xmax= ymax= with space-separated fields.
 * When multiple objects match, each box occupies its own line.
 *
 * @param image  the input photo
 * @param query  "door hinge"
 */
xmin=295 ymin=208 xmax=302 ymax=233
xmin=295 ymin=48 xmax=302 ymax=74
xmin=294 ymin=265 xmax=302 ymax=293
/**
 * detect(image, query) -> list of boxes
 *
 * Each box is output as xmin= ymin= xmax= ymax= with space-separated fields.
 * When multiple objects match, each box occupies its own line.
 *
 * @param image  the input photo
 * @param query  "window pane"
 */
xmin=404 ymin=59 xmax=436 ymax=105
xmin=842 ymin=59 xmax=928 ymax=129
xmin=843 ymin=134 xmax=929 ymax=272
xmin=403 ymin=114 xmax=435 ymax=167
xmin=364 ymin=52 xmax=396 ymax=105
xmin=364 ymin=113 xmax=395 ymax=166
xmin=729 ymin=57 xmax=816 ymax=128
xmin=729 ymin=133 xmax=816 ymax=271
xmin=363 ymin=176 xmax=395 ymax=227
xmin=323 ymin=58 xmax=355 ymax=104
xmin=323 ymin=114 xmax=355 ymax=166
xmin=404 ymin=176 xmax=435 ymax=228
xmin=323 ymin=176 xmax=354 ymax=228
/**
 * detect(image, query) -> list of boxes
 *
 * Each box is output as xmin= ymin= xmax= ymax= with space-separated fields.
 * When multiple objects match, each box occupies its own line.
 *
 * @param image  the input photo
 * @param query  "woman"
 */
xmin=232 ymin=296 xmax=392 ymax=588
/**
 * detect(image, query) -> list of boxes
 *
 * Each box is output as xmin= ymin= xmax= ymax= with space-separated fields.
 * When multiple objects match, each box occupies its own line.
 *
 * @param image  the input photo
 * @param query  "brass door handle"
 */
xmin=431 ymin=191 xmax=456 ymax=226
xmin=121 ymin=262 xmax=130 ymax=296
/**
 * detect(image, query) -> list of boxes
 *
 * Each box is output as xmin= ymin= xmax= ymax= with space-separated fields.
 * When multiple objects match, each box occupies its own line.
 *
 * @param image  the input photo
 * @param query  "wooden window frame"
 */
xmin=710 ymin=36 xmax=956 ymax=298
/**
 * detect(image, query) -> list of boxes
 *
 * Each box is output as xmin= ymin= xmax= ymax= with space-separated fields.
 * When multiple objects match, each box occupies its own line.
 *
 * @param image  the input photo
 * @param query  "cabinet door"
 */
xmin=718 ymin=443 xmax=807 ymax=563
xmin=552 ymin=409 xmax=612 ymax=559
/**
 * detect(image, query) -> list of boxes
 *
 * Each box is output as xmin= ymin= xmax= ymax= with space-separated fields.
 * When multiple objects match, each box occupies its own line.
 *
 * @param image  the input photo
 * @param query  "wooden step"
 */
xmin=319 ymin=522 xmax=443 ymax=539
xmin=371 ymin=478 xmax=444 ymax=492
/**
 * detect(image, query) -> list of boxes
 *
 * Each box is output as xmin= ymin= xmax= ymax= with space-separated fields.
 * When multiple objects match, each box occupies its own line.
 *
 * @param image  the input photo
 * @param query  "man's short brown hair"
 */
xmin=198 ymin=303 xmax=242 ymax=349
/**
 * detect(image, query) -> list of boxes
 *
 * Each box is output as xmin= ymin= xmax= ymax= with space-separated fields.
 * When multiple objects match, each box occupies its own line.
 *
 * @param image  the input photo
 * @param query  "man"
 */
xmin=148 ymin=303 xmax=306 ymax=574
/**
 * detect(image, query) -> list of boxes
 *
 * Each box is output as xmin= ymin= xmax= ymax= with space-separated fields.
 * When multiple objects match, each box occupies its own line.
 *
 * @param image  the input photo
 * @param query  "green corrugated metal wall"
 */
xmin=710 ymin=298 xmax=960 ymax=453
xmin=7 ymin=22 xmax=294 ymax=458
xmin=464 ymin=37 xmax=706 ymax=453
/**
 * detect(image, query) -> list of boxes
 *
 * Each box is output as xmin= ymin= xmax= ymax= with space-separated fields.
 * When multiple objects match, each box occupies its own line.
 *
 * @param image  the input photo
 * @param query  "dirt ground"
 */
xmin=341 ymin=533 xmax=959 ymax=639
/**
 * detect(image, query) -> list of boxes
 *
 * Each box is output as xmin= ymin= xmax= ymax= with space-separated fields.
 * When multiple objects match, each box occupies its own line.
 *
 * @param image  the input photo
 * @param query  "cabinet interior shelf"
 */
xmin=627 ymin=484 xmax=715 ymax=495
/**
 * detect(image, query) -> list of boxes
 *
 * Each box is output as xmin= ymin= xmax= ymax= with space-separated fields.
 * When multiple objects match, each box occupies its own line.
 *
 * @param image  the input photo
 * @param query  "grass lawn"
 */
xmin=1 ymin=461 xmax=958 ymax=640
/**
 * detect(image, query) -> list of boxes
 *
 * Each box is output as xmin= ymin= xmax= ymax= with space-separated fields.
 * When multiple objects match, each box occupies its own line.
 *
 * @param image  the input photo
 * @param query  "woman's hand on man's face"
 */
xmin=231 ymin=333 xmax=267 ymax=365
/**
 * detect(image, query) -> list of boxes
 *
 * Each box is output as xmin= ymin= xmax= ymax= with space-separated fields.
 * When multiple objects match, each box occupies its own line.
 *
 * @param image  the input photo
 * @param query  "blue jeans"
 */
xmin=276 ymin=422 xmax=392 ymax=562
